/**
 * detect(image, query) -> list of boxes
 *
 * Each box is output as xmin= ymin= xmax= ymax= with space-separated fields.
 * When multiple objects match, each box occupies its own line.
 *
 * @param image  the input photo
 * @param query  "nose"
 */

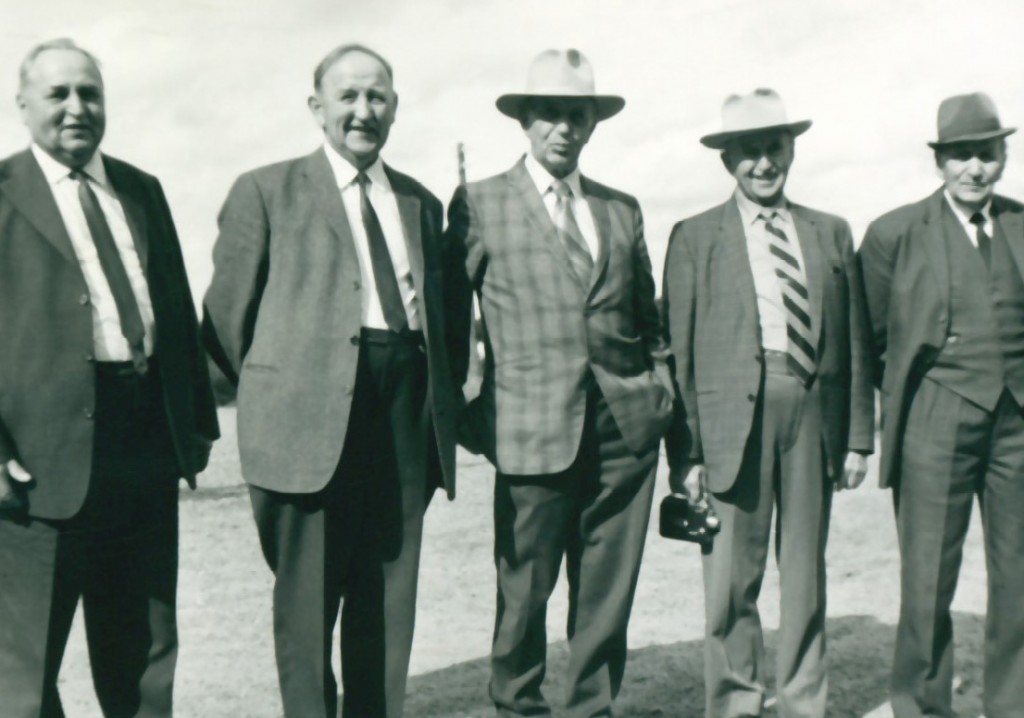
xmin=965 ymin=156 xmax=985 ymax=176
xmin=352 ymin=94 xmax=372 ymax=119
xmin=65 ymin=90 xmax=85 ymax=116
xmin=753 ymin=154 xmax=773 ymax=173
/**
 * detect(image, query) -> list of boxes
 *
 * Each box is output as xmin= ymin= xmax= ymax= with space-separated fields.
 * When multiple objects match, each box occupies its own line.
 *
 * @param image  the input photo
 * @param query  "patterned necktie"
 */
xmin=356 ymin=172 xmax=407 ymax=332
xmin=971 ymin=212 xmax=992 ymax=269
xmin=550 ymin=180 xmax=594 ymax=288
xmin=760 ymin=211 xmax=815 ymax=384
xmin=71 ymin=170 xmax=148 ymax=374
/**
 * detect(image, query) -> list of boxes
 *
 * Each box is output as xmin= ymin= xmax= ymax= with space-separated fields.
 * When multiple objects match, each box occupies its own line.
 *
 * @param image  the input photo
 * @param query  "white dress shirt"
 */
xmin=32 ymin=144 xmax=155 ymax=360
xmin=322 ymin=144 xmax=419 ymax=330
xmin=524 ymin=154 xmax=600 ymax=261
xmin=734 ymin=188 xmax=807 ymax=353
xmin=944 ymin=190 xmax=993 ymax=247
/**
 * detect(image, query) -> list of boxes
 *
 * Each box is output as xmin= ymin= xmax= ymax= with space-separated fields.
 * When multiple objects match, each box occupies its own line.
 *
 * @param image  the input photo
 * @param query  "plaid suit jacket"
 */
xmin=446 ymin=158 xmax=674 ymax=476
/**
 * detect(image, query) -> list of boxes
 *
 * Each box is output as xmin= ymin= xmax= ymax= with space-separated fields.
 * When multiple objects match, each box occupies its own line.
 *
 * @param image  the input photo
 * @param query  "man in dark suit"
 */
xmin=859 ymin=92 xmax=1024 ymax=718
xmin=203 ymin=44 xmax=461 ymax=718
xmin=0 ymin=38 xmax=219 ymax=717
xmin=446 ymin=49 xmax=674 ymax=718
xmin=663 ymin=89 xmax=874 ymax=718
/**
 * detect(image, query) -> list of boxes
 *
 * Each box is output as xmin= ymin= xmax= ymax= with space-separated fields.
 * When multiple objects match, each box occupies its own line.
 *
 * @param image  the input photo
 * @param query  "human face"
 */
xmin=722 ymin=131 xmax=794 ymax=206
xmin=522 ymin=98 xmax=597 ymax=178
xmin=936 ymin=139 xmax=1006 ymax=212
xmin=17 ymin=48 xmax=105 ymax=169
xmin=308 ymin=50 xmax=397 ymax=169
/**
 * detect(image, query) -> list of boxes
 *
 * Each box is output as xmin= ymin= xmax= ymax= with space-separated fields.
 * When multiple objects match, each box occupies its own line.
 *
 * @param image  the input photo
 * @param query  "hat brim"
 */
xmin=699 ymin=120 xmax=813 ymax=149
xmin=927 ymin=127 xmax=1017 ymax=148
xmin=496 ymin=93 xmax=625 ymax=121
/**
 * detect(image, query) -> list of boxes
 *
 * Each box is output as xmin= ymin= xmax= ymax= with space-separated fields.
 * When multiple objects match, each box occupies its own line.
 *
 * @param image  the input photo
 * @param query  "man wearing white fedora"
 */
xmin=859 ymin=92 xmax=1024 ymax=718
xmin=446 ymin=49 xmax=674 ymax=717
xmin=662 ymin=88 xmax=874 ymax=718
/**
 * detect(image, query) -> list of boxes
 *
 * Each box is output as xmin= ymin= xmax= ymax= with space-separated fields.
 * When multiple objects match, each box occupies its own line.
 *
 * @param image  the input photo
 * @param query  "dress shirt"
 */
xmin=733 ymin=188 xmax=807 ymax=353
xmin=322 ymin=144 xmax=419 ymax=330
xmin=524 ymin=154 xmax=600 ymax=261
xmin=944 ymin=190 xmax=992 ymax=247
xmin=31 ymin=144 xmax=155 ymax=360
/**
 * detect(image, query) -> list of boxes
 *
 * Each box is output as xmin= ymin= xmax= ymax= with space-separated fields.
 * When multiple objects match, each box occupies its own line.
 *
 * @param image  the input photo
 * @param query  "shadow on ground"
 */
xmin=400 ymin=613 xmax=987 ymax=718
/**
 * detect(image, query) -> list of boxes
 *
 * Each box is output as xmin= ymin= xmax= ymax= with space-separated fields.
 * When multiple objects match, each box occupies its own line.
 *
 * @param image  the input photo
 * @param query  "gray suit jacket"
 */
xmin=663 ymin=198 xmax=874 ymax=493
xmin=446 ymin=158 xmax=674 ymax=476
xmin=859 ymin=188 xmax=1024 ymax=488
xmin=203 ymin=148 xmax=460 ymax=497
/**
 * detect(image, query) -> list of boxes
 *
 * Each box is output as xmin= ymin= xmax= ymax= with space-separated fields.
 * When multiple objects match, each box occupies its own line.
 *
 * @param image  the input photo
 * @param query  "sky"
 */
xmin=2 ymin=0 xmax=1023 ymax=297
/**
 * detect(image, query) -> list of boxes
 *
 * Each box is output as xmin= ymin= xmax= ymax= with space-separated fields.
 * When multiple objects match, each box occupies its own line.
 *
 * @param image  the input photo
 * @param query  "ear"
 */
xmin=307 ymin=94 xmax=324 ymax=126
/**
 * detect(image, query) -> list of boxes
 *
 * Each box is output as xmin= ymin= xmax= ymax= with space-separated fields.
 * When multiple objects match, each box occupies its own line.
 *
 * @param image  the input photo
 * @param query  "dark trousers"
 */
xmin=0 ymin=362 xmax=181 ymax=718
xmin=891 ymin=378 xmax=1024 ymax=718
xmin=250 ymin=331 xmax=430 ymax=718
xmin=703 ymin=353 xmax=832 ymax=718
xmin=490 ymin=388 xmax=658 ymax=718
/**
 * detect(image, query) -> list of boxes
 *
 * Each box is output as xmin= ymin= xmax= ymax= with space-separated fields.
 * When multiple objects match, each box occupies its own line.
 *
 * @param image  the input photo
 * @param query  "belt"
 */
xmin=762 ymin=349 xmax=793 ymax=377
xmin=359 ymin=327 xmax=425 ymax=346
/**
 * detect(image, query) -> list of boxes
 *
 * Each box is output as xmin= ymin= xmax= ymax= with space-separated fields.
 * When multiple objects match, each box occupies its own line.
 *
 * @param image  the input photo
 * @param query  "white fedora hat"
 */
xmin=496 ymin=49 xmax=625 ymax=121
xmin=700 ymin=88 xmax=811 ymax=149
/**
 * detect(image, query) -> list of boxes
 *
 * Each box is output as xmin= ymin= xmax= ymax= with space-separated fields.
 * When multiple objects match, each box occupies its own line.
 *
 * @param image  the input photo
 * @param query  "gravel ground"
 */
xmin=55 ymin=408 xmax=989 ymax=717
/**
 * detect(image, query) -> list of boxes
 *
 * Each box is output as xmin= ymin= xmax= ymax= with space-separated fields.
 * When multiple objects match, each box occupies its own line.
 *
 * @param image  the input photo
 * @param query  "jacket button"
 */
xmin=754 ymin=353 xmax=763 ymax=362
xmin=350 ymin=335 xmax=360 ymax=346
xmin=344 ymin=385 xmax=353 ymax=396
xmin=353 ymin=281 xmax=361 ymax=291
xmin=84 ymin=352 xmax=94 ymax=362
xmin=747 ymin=394 xmax=756 ymax=402
xmin=78 ymin=293 xmax=90 ymax=306
xmin=83 ymin=408 xmax=94 ymax=419
xmin=947 ymin=334 xmax=958 ymax=344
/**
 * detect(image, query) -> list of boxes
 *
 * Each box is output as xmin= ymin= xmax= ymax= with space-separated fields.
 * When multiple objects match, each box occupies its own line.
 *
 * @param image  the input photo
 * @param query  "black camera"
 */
xmin=659 ymin=494 xmax=721 ymax=551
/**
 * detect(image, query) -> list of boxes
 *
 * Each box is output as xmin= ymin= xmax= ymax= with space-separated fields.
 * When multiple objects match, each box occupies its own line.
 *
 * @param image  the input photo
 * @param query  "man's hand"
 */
xmin=669 ymin=461 xmax=707 ymax=502
xmin=0 ymin=459 xmax=32 ymax=515
xmin=837 ymin=452 xmax=868 ymax=491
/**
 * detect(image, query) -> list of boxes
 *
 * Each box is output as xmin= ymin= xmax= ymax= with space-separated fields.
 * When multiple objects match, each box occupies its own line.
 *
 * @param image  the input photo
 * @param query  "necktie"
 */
xmin=71 ymin=170 xmax=148 ymax=375
xmin=356 ymin=173 xmax=407 ymax=332
xmin=971 ymin=212 xmax=992 ymax=269
xmin=550 ymin=180 xmax=594 ymax=288
xmin=761 ymin=212 xmax=816 ymax=384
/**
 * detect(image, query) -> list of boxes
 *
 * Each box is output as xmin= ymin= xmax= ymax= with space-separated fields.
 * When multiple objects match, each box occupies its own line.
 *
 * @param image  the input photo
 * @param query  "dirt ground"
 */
xmin=55 ymin=408 xmax=990 ymax=717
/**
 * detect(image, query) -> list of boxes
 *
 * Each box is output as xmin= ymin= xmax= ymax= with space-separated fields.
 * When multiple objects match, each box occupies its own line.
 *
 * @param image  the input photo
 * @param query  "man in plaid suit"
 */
xmin=446 ymin=49 xmax=674 ymax=718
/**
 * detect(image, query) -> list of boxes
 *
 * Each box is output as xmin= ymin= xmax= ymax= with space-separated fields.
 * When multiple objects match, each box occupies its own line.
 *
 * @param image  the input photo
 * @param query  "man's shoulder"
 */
xmin=994 ymin=193 xmax=1024 ymax=216
xmin=789 ymin=202 xmax=849 ymax=230
xmin=384 ymin=164 xmax=441 ymax=208
xmin=236 ymin=152 xmax=315 ymax=186
xmin=580 ymin=175 xmax=639 ymax=209
xmin=673 ymin=200 xmax=731 ymax=234
xmin=867 ymin=193 xmax=936 ymax=236
xmin=102 ymin=154 xmax=158 ymax=184
xmin=0 ymin=149 xmax=34 ymax=181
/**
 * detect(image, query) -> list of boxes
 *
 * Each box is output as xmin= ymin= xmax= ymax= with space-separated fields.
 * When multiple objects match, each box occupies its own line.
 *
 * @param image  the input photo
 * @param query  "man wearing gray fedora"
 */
xmin=446 ymin=49 xmax=674 ymax=717
xmin=662 ymin=88 xmax=874 ymax=718
xmin=859 ymin=92 xmax=1024 ymax=718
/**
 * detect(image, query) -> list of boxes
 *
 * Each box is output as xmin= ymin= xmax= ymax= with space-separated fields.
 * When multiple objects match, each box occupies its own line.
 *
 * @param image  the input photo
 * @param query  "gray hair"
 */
xmin=19 ymin=38 xmax=102 ymax=90
xmin=313 ymin=43 xmax=392 ymax=91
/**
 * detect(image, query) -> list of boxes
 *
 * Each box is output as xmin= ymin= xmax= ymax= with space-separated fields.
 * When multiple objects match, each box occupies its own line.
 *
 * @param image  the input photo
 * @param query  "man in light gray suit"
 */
xmin=663 ymin=89 xmax=874 ymax=718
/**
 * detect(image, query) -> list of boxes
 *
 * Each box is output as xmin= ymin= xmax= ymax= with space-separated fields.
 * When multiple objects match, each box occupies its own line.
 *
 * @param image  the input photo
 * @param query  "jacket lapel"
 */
xmin=994 ymin=196 xmax=1024 ymax=280
xmin=718 ymin=200 xmax=761 ymax=344
xmin=922 ymin=189 xmax=952 ymax=316
xmin=580 ymin=176 xmax=611 ymax=300
xmin=0 ymin=150 xmax=77 ymax=262
xmin=305 ymin=149 xmax=360 ymax=263
xmin=791 ymin=206 xmax=824 ymax=353
xmin=508 ymin=160 xmax=586 ymax=296
xmin=105 ymin=158 xmax=150 ymax=270
xmin=385 ymin=166 xmax=425 ymax=310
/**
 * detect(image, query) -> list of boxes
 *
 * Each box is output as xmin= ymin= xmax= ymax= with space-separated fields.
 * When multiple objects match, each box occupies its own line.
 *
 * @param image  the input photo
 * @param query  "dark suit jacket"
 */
xmin=446 ymin=158 xmax=674 ymax=476
xmin=859 ymin=188 xmax=1024 ymax=488
xmin=663 ymin=198 xmax=874 ymax=493
xmin=0 ymin=149 xmax=219 ymax=520
xmin=202 ymin=149 xmax=460 ymax=498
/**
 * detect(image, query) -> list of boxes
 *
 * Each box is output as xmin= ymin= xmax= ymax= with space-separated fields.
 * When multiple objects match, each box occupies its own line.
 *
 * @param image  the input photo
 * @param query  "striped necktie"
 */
xmin=760 ymin=211 xmax=815 ymax=384
xmin=550 ymin=180 xmax=594 ymax=288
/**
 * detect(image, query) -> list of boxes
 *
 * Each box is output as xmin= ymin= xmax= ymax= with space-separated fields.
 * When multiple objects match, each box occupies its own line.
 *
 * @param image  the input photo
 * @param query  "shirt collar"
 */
xmin=524 ymin=153 xmax=584 ymax=199
xmin=31 ymin=143 xmax=108 ymax=188
xmin=733 ymin=186 xmax=791 ymax=227
xmin=943 ymin=189 xmax=992 ymax=226
xmin=322 ymin=142 xmax=391 ymax=192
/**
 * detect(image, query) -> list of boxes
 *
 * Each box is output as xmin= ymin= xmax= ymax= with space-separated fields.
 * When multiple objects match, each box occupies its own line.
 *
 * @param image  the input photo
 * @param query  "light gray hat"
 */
xmin=496 ymin=49 xmax=625 ymax=121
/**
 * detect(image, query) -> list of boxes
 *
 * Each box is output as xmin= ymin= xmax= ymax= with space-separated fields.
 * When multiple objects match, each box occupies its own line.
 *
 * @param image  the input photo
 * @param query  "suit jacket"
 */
xmin=663 ymin=198 xmax=874 ymax=494
xmin=445 ymin=158 xmax=674 ymax=476
xmin=859 ymin=188 xmax=1024 ymax=488
xmin=0 ymin=149 xmax=219 ymax=520
xmin=202 ymin=148 xmax=460 ymax=498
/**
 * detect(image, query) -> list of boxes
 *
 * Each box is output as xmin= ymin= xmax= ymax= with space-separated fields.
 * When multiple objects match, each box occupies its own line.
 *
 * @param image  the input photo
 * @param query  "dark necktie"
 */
xmin=550 ymin=180 xmax=594 ymax=288
xmin=760 ymin=211 xmax=816 ymax=384
xmin=71 ymin=170 xmax=148 ymax=374
xmin=356 ymin=172 xmax=407 ymax=332
xmin=971 ymin=212 xmax=992 ymax=269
